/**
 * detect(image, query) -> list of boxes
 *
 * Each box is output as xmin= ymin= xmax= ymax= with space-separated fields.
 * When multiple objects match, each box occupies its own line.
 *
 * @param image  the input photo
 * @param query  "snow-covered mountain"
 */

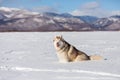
xmin=0 ymin=7 xmax=92 ymax=31
xmin=0 ymin=13 xmax=7 ymax=20
xmin=93 ymin=15 xmax=120 ymax=31
xmin=0 ymin=7 xmax=120 ymax=31
xmin=0 ymin=7 xmax=40 ymax=18
xmin=74 ymin=16 xmax=99 ymax=24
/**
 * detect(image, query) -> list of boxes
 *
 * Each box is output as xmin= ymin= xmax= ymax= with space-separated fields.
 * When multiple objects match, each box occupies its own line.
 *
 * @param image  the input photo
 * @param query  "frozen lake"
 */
xmin=0 ymin=32 xmax=120 ymax=80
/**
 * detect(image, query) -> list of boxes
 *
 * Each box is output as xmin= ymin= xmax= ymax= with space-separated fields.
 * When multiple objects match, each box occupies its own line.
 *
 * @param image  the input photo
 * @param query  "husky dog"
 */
xmin=53 ymin=35 xmax=102 ymax=63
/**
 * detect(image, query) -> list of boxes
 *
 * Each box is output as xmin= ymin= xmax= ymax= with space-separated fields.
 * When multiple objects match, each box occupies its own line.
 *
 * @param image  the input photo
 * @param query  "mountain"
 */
xmin=0 ymin=7 xmax=92 ymax=32
xmin=0 ymin=13 xmax=7 ymax=20
xmin=74 ymin=16 xmax=99 ymax=24
xmin=0 ymin=7 xmax=120 ymax=32
xmin=44 ymin=12 xmax=73 ymax=18
xmin=93 ymin=15 xmax=120 ymax=31
xmin=44 ymin=13 xmax=99 ymax=23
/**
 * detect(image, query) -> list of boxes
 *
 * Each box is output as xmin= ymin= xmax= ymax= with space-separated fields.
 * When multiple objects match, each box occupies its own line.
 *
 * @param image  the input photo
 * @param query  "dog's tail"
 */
xmin=89 ymin=55 xmax=103 ymax=60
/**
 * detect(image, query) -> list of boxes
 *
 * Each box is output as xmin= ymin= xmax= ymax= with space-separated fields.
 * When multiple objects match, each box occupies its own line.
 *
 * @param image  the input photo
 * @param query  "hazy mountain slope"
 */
xmin=0 ymin=7 xmax=92 ymax=31
xmin=0 ymin=7 xmax=120 ymax=31
xmin=93 ymin=15 xmax=120 ymax=31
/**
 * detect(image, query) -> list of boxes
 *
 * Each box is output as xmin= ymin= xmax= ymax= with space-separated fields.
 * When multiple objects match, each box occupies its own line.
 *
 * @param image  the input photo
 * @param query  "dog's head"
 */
xmin=53 ymin=35 xmax=65 ymax=50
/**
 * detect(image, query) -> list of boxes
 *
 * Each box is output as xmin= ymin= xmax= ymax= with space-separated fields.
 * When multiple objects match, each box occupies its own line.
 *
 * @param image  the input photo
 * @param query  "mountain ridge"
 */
xmin=0 ymin=7 xmax=120 ymax=31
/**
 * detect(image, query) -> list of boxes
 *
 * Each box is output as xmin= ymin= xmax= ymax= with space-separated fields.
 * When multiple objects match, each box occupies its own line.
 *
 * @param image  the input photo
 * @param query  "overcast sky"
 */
xmin=0 ymin=0 xmax=120 ymax=17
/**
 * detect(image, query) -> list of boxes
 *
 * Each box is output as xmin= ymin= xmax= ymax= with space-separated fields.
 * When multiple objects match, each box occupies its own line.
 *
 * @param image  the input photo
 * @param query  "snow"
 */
xmin=31 ymin=12 xmax=39 ymax=15
xmin=0 ymin=32 xmax=120 ymax=80
xmin=22 ymin=10 xmax=39 ymax=16
xmin=46 ymin=19 xmax=55 ymax=24
xmin=108 ymin=17 xmax=119 ymax=22
xmin=54 ymin=17 xmax=67 ymax=22
xmin=0 ymin=7 xmax=40 ymax=18
xmin=0 ymin=7 xmax=20 ymax=12
xmin=33 ymin=18 xmax=42 ymax=22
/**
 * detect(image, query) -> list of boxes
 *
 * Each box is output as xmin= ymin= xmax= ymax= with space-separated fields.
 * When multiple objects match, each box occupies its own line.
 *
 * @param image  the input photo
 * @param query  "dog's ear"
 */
xmin=55 ymin=35 xmax=63 ymax=39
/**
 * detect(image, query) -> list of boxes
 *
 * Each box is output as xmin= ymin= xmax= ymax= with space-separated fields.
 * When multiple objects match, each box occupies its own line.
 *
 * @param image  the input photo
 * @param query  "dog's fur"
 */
xmin=53 ymin=35 xmax=103 ymax=63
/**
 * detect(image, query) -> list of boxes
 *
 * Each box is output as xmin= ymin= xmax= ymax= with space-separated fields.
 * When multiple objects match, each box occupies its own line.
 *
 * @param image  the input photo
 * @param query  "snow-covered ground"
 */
xmin=0 ymin=32 xmax=120 ymax=80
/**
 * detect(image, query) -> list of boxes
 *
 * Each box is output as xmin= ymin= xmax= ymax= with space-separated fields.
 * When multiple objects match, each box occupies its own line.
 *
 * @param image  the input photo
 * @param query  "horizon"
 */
xmin=0 ymin=0 xmax=120 ymax=17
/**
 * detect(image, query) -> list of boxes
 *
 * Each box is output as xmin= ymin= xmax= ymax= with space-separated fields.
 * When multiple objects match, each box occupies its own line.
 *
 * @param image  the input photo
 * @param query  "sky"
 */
xmin=0 ymin=0 xmax=120 ymax=17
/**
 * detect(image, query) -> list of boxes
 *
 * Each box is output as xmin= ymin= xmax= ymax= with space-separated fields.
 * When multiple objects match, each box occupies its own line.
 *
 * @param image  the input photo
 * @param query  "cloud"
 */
xmin=111 ymin=10 xmax=120 ymax=15
xmin=70 ymin=1 xmax=120 ymax=17
xmin=0 ymin=0 xmax=58 ymax=13
xmin=81 ymin=2 xmax=99 ymax=10
xmin=32 ymin=6 xmax=58 ymax=13
xmin=70 ymin=2 xmax=103 ymax=17
xmin=71 ymin=8 xmax=111 ymax=17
